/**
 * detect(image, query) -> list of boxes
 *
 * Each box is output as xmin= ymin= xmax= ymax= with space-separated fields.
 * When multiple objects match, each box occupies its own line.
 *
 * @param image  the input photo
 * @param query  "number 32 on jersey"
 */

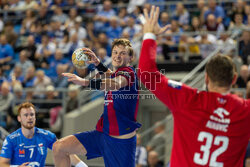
xmin=193 ymin=131 xmax=229 ymax=167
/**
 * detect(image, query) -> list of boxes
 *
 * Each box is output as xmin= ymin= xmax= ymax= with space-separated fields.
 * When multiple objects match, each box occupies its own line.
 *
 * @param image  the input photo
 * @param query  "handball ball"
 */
xmin=72 ymin=48 xmax=91 ymax=69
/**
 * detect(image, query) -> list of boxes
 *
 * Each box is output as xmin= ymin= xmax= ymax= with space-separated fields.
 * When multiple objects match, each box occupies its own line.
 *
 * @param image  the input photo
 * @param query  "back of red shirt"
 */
xmin=138 ymin=37 xmax=250 ymax=167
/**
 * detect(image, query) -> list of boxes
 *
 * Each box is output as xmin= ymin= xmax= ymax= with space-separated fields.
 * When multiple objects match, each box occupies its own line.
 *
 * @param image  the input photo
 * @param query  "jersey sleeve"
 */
xmin=0 ymin=136 xmax=13 ymax=159
xmin=138 ymin=34 xmax=197 ymax=112
xmin=45 ymin=131 xmax=57 ymax=150
xmin=114 ymin=67 xmax=135 ymax=87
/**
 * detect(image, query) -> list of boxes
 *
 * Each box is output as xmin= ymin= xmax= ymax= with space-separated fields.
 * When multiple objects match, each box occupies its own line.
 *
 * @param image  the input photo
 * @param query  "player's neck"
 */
xmin=208 ymin=84 xmax=231 ymax=95
xmin=21 ymin=127 xmax=35 ymax=139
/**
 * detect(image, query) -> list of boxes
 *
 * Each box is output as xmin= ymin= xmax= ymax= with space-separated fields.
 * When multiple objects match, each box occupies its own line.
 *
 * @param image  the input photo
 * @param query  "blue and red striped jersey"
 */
xmin=96 ymin=66 xmax=141 ymax=136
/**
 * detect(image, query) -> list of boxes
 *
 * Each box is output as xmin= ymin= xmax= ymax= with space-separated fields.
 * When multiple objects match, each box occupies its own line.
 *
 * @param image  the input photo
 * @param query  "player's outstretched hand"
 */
xmin=18 ymin=162 xmax=31 ymax=167
xmin=62 ymin=73 xmax=89 ymax=86
xmin=143 ymin=5 xmax=171 ymax=35
xmin=82 ymin=48 xmax=100 ymax=66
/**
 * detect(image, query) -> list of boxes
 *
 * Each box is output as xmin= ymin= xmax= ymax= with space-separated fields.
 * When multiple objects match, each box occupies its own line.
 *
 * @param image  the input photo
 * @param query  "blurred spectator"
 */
xmin=0 ymin=34 xmax=14 ymax=71
xmin=146 ymin=121 xmax=166 ymax=160
xmin=14 ymin=0 xmax=39 ymax=10
xmin=230 ymin=0 xmax=247 ymax=23
xmin=23 ymin=66 xmax=36 ymax=88
xmin=172 ymin=3 xmax=190 ymax=30
xmin=235 ymin=65 xmax=250 ymax=88
xmin=123 ymin=17 xmax=142 ymax=41
xmin=159 ymin=12 xmax=170 ymax=27
xmin=93 ymin=0 xmax=116 ymax=32
xmin=20 ymin=9 xmax=36 ymax=35
xmin=97 ymin=33 xmax=111 ymax=56
xmin=192 ymin=0 xmax=208 ymax=24
xmin=33 ymin=70 xmax=52 ymax=99
xmin=195 ymin=30 xmax=216 ymax=59
xmin=106 ymin=16 xmax=122 ymax=45
xmin=217 ymin=32 xmax=235 ymax=54
xmin=68 ymin=33 xmax=85 ymax=57
xmin=69 ymin=16 xmax=87 ymax=41
xmin=65 ymin=84 xmax=79 ymax=113
xmin=48 ymin=19 xmax=65 ymax=43
xmin=8 ymin=65 xmax=24 ymax=84
xmin=65 ymin=8 xmax=78 ymax=29
xmin=147 ymin=151 xmax=163 ymax=167
xmin=188 ymin=17 xmax=202 ymax=33
xmin=36 ymin=6 xmax=50 ymax=25
xmin=204 ymin=14 xmax=224 ymax=38
xmin=238 ymin=30 xmax=250 ymax=64
xmin=13 ymin=81 xmax=25 ymax=101
xmin=127 ymin=0 xmax=145 ymax=14
xmin=17 ymin=35 xmax=37 ymax=61
xmin=0 ymin=68 xmax=7 ymax=86
xmin=47 ymin=49 xmax=70 ymax=79
xmin=35 ymin=35 xmax=56 ymax=69
xmin=51 ymin=6 xmax=68 ymax=24
xmin=136 ymin=134 xmax=147 ymax=167
xmin=3 ymin=22 xmax=18 ymax=47
xmin=117 ymin=7 xmax=128 ymax=28
xmin=204 ymin=0 xmax=225 ymax=24
xmin=0 ymin=82 xmax=14 ymax=130
xmin=42 ymin=85 xmax=60 ymax=109
xmin=57 ymin=32 xmax=71 ymax=56
xmin=54 ymin=64 xmax=68 ymax=88
xmin=15 ymin=50 xmax=34 ymax=76
xmin=228 ymin=13 xmax=246 ymax=34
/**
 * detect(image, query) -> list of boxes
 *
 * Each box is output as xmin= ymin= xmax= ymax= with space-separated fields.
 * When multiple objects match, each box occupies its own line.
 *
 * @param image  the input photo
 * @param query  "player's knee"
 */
xmin=53 ymin=140 xmax=64 ymax=155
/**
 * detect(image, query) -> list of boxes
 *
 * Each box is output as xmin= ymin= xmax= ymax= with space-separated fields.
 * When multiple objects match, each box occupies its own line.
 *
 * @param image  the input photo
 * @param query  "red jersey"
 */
xmin=138 ymin=34 xmax=250 ymax=167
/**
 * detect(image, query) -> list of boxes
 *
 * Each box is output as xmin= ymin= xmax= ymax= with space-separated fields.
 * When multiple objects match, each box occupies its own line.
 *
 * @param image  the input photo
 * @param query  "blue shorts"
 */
xmin=74 ymin=130 xmax=136 ymax=167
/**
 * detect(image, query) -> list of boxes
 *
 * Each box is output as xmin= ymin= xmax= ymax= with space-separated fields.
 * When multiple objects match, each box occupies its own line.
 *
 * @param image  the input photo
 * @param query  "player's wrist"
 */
xmin=75 ymin=161 xmax=88 ymax=167
xmin=95 ymin=62 xmax=108 ymax=75
xmin=143 ymin=33 xmax=156 ymax=40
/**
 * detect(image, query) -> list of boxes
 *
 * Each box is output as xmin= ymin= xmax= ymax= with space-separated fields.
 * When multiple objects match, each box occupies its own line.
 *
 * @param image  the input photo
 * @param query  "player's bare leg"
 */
xmin=53 ymin=135 xmax=87 ymax=167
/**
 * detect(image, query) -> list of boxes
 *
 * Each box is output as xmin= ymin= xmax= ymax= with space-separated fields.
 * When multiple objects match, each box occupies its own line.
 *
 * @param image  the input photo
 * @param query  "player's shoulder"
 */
xmin=35 ymin=127 xmax=56 ymax=138
xmin=7 ymin=128 xmax=22 ymax=140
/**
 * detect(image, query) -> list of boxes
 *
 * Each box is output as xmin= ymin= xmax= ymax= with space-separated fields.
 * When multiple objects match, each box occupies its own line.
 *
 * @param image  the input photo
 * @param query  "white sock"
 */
xmin=75 ymin=161 xmax=88 ymax=167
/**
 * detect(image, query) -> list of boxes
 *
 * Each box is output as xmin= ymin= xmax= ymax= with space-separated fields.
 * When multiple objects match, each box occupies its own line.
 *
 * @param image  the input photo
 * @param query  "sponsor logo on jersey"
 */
xmin=168 ymin=80 xmax=182 ymax=89
xmin=217 ymin=97 xmax=227 ymax=104
xmin=206 ymin=108 xmax=230 ymax=132
xmin=1 ymin=149 xmax=5 ymax=154
xmin=19 ymin=143 xmax=24 ymax=147
xmin=19 ymin=149 xmax=25 ymax=154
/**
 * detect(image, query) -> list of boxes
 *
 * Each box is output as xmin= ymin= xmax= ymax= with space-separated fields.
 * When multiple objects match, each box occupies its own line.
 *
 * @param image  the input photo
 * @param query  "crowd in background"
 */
xmin=0 ymin=0 xmax=250 ymax=166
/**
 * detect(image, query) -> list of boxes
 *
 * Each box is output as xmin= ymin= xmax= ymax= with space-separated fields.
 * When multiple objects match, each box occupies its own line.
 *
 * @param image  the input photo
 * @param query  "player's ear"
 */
xmin=17 ymin=115 xmax=21 ymax=122
xmin=205 ymin=73 xmax=209 ymax=85
xmin=231 ymin=72 xmax=238 ymax=85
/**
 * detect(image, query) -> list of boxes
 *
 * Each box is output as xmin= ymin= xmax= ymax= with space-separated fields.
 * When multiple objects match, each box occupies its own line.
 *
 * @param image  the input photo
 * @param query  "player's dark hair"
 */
xmin=17 ymin=102 xmax=36 ymax=115
xmin=111 ymin=38 xmax=134 ymax=57
xmin=205 ymin=54 xmax=236 ymax=87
